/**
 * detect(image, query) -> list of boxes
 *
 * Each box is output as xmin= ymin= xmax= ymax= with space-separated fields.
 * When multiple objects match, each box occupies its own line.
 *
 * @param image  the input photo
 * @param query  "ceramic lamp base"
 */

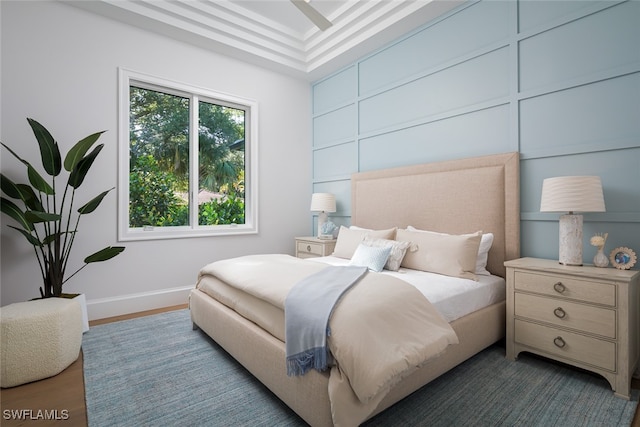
xmin=317 ymin=211 xmax=328 ymax=238
xmin=559 ymin=213 xmax=583 ymax=266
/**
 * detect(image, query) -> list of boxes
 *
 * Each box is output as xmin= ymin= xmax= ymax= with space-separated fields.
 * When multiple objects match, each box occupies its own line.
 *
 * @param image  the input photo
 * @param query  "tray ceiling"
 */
xmin=65 ymin=0 xmax=464 ymax=80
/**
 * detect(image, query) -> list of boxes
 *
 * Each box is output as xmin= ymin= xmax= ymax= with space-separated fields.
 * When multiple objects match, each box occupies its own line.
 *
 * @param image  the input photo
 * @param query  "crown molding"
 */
xmin=63 ymin=0 xmax=464 ymax=81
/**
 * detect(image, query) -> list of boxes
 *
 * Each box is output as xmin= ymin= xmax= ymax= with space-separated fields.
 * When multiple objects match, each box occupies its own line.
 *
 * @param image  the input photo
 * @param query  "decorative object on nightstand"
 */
xmin=609 ymin=247 xmax=637 ymax=270
xmin=320 ymin=220 xmax=337 ymax=238
xmin=590 ymin=233 xmax=609 ymax=268
xmin=540 ymin=176 xmax=605 ymax=266
xmin=504 ymin=257 xmax=640 ymax=399
xmin=295 ymin=236 xmax=336 ymax=259
xmin=310 ymin=193 xmax=336 ymax=238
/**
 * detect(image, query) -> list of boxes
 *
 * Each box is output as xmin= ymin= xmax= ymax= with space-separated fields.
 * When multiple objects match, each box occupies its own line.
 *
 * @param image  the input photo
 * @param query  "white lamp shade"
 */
xmin=310 ymin=193 xmax=336 ymax=213
xmin=540 ymin=176 xmax=605 ymax=213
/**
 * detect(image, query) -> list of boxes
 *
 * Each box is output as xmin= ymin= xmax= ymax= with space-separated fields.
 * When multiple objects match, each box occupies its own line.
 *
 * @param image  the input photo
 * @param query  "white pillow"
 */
xmin=349 ymin=244 xmax=392 ymax=272
xmin=475 ymin=232 xmax=494 ymax=276
xmin=362 ymin=238 xmax=411 ymax=271
xmin=407 ymin=226 xmax=494 ymax=276
xmin=332 ymin=226 xmax=397 ymax=259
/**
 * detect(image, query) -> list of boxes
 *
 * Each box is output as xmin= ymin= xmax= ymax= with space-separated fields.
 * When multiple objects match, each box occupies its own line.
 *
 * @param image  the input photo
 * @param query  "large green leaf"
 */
xmin=8 ymin=225 xmax=41 ymax=246
xmin=64 ymin=131 xmax=106 ymax=172
xmin=0 ymin=197 xmax=33 ymax=231
xmin=68 ymin=144 xmax=104 ymax=189
xmin=78 ymin=188 xmax=113 ymax=215
xmin=1 ymin=142 xmax=29 ymax=167
xmin=27 ymin=164 xmax=54 ymax=195
xmin=42 ymin=231 xmax=68 ymax=245
xmin=0 ymin=143 xmax=53 ymax=195
xmin=27 ymin=118 xmax=61 ymax=177
xmin=25 ymin=210 xmax=61 ymax=223
xmin=1 ymin=173 xmax=23 ymax=199
xmin=84 ymin=246 xmax=125 ymax=263
xmin=16 ymin=184 xmax=43 ymax=211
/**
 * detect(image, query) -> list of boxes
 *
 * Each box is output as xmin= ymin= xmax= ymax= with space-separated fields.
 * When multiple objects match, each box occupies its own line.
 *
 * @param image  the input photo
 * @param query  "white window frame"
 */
xmin=118 ymin=68 xmax=258 ymax=241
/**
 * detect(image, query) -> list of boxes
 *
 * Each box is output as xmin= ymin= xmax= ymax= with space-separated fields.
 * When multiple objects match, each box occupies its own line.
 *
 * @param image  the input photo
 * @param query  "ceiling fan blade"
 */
xmin=290 ymin=0 xmax=333 ymax=31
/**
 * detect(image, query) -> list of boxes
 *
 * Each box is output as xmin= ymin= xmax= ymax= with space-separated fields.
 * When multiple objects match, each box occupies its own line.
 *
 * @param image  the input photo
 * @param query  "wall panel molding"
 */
xmin=311 ymin=0 xmax=639 ymax=262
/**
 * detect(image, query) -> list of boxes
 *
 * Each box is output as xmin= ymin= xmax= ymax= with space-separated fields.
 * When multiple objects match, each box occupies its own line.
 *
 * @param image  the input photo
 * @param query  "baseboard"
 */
xmin=87 ymin=285 xmax=193 ymax=321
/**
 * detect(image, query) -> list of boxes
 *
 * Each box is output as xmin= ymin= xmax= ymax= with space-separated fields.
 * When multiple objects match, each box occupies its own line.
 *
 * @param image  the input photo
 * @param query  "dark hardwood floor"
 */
xmin=1 ymin=303 xmax=639 ymax=426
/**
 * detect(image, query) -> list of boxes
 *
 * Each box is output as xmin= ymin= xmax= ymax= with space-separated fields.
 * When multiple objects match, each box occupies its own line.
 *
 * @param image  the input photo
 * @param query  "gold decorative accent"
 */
xmin=609 ymin=247 xmax=637 ymax=270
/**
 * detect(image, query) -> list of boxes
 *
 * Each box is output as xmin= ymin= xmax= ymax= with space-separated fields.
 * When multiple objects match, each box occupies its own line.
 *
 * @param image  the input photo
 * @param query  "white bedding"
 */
xmin=196 ymin=254 xmax=460 ymax=426
xmin=308 ymin=255 xmax=505 ymax=322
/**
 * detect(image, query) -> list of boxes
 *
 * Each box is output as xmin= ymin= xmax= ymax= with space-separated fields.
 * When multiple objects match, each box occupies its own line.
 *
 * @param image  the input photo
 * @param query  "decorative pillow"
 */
xmin=362 ymin=238 xmax=411 ymax=271
xmin=396 ymin=228 xmax=482 ymax=280
xmin=332 ymin=226 xmax=397 ymax=259
xmin=407 ymin=226 xmax=494 ymax=276
xmin=349 ymin=244 xmax=392 ymax=272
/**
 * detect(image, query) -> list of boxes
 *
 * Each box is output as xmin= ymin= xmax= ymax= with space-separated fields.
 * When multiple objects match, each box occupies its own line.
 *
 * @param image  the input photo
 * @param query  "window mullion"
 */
xmin=190 ymin=95 xmax=199 ymax=229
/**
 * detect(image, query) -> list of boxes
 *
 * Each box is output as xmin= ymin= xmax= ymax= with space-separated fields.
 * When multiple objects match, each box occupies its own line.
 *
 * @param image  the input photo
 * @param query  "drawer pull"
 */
xmin=307 ymin=245 xmax=311 ymax=252
xmin=553 ymin=336 xmax=566 ymax=348
xmin=553 ymin=282 xmax=566 ymax=293
xmin=553 ymin=307 xmax=567 ymax=319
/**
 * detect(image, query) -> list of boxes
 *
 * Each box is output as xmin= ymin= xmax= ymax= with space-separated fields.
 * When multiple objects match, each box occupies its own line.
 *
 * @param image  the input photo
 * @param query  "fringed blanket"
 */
xmin=285 ymin=265 xmax=368 ymax=376
xmin=197 ymin=254 xmax=458 ymax=426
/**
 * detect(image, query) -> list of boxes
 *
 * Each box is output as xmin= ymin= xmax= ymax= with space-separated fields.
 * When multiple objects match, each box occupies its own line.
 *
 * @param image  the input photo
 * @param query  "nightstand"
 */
xmin=295 ymin=236 xmax=336 ymax=259
xmin=504 ymin=257 xmax=640 ymax=399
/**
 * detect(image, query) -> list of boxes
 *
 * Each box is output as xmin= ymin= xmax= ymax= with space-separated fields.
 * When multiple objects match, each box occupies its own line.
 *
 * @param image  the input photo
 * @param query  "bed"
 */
xmin=189 ymin=152 xmax=520 ymax=426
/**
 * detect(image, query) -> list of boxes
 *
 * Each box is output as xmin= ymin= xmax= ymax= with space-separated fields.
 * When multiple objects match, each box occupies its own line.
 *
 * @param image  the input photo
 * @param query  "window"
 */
xmin=118 ymin=69 xmax=258 ymax=240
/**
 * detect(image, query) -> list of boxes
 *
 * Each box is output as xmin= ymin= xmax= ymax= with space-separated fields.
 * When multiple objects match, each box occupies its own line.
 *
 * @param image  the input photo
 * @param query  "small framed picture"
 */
xmin=609 ymin=247 xmax=637 ymax=270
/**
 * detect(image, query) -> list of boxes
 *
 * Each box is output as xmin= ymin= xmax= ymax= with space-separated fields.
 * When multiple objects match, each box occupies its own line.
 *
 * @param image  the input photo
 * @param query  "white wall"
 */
xmin=0 ymin=1 xmax=312 ymax=318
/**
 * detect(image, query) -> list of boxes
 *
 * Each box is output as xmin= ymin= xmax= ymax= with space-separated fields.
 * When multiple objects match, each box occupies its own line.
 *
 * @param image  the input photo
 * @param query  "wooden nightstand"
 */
xmin=504 ymin=257 xmax=640 ymax=399
xmin=295 ymin=236 xmax=336 ymax=259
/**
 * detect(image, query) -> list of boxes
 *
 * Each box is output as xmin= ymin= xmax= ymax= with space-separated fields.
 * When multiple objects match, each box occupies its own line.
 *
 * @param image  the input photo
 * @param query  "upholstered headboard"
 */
xmin=351 ymin=152 xmax=520 ymax=278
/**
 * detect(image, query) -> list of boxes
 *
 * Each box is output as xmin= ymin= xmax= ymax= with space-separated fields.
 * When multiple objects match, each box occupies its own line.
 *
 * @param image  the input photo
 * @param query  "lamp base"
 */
xmin=558 ymin=214 xmax=583 ymax=266
xmin=317 ymin=211 xmax=328 ymax=238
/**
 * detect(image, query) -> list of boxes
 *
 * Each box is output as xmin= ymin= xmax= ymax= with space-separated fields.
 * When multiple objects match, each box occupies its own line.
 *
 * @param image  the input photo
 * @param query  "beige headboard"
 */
xmin=351 ymin=152 xmax=520 ymax=278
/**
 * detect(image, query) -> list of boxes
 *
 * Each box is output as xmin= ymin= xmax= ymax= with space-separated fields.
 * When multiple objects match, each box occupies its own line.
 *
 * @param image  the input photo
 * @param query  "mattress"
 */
xmin=309 ymin=256 xmax=505 ymax=322
xmin=195 ymin=255 xmax=505 ymax=343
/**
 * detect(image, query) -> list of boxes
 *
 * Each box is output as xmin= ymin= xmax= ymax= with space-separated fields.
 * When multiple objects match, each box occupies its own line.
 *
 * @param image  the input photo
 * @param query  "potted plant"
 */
xmin=1 ymin=118 xmax=125 ymax=330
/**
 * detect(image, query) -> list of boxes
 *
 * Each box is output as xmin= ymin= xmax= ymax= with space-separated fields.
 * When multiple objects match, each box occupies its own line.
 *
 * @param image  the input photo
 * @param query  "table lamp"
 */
xmin=310 ymin=193 xmax=336 ymax=238
xmin=540 ymin=176 xmax=605 ymax=266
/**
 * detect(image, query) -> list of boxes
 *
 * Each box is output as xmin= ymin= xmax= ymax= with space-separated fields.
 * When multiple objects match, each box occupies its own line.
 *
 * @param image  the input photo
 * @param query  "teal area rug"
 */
xmin=83 ymin=309 xmax=637 ymax=426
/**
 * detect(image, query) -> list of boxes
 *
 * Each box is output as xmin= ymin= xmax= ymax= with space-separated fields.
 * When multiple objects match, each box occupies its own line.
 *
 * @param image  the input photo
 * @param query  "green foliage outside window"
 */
xmin=198 ymin=193 xmax=245 ymax=226
xmin=128 ymin=85 xmax=246 ymax=228
xmin=129 ymin=155 xmax=187 ymax=227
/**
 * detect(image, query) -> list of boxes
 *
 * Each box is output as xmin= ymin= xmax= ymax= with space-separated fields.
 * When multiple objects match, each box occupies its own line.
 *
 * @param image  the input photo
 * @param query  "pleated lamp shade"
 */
xmin=540 ymin=176 xmax=605 ymax=213
xmin=310 ymin=193 xmax=336 ymax=213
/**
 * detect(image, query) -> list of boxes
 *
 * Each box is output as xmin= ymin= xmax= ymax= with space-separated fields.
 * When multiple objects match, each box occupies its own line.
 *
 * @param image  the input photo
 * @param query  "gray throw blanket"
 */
xmin=285 ymin=265 xmax=368 ymax=376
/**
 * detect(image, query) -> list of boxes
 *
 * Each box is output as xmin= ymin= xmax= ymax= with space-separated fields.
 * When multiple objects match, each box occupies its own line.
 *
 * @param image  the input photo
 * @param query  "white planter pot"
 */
xmin=74 ymin=294 xmax=90 ymax=333
xmin=0 ymin=298 xmax=83 ymax=387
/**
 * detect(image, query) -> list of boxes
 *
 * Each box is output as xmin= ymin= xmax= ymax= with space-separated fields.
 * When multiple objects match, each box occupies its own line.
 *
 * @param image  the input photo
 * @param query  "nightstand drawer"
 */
xmin=515 ymin=293 xmax=616 ymax=338
xmin=514 ymin=271 xmax=615 ymax=306
xmin=297 ymin=241 xmax=324 ymax=256
xmin=295 ymin=237 xmax=336 ymax=259
xmin=515 ymin=319 xmax=616 ymax=371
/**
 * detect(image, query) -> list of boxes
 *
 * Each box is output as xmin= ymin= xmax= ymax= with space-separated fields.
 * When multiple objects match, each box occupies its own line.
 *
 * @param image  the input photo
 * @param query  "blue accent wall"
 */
xmin=311 ymin=0 xmax=640 ymax=265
